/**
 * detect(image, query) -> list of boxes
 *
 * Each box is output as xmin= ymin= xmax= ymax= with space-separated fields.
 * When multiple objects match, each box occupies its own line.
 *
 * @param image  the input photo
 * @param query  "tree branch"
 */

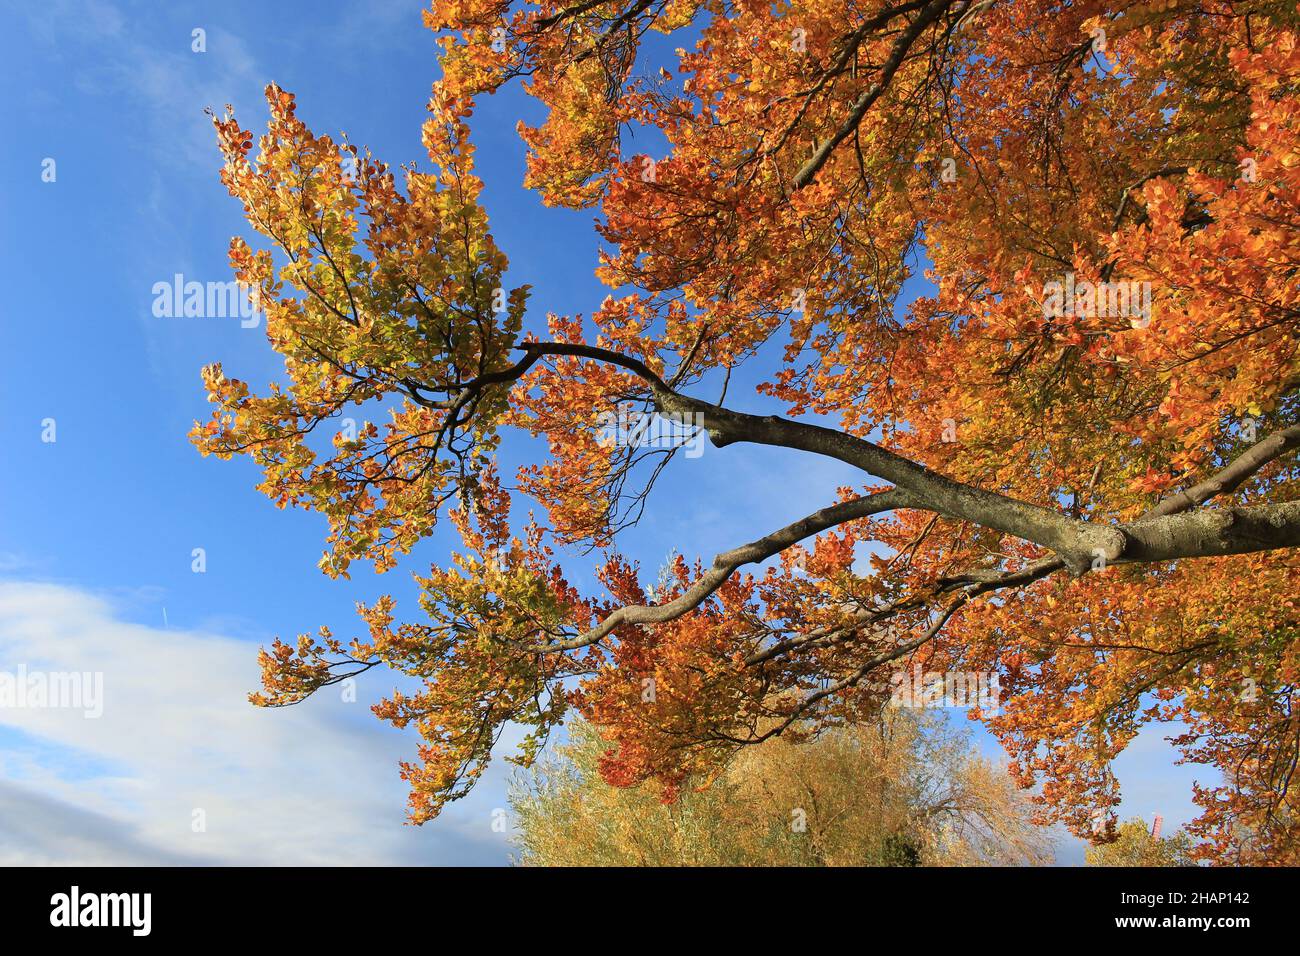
xmin=791 ymin=0 xmax=961 ymax=190
xmin=444 ymin=344 xmax=1300 ymax=661
xmin=1142 ymin=423 xmax=1300 ymax=520
xmin=526 ymin=487 xmax=915 ymax=652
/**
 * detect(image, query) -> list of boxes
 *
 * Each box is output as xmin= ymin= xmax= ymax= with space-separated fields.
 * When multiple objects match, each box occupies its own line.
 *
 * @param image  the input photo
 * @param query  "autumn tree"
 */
xmin=1086 ymin=817 xmax=1196 ymax=866
xmin=511 ymin=712 xmax=1052 ymax=866
xmin=196 ymin=0 xmax=1300 ymax=863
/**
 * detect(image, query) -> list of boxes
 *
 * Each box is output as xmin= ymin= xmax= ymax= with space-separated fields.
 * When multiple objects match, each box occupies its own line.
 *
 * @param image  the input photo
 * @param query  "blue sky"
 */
xmin=0 ymin=0 xmax=1204 ymax=865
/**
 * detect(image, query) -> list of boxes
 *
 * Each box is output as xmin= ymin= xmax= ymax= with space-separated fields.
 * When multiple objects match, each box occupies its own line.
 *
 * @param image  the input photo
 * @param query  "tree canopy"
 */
xmin=1085 ymin=817 xmax=1196 ymax=866
xmin=511 ymin=713 xmax=1051 ymax=865
xmin=195 ymin=0 xmax=1300 ymax=863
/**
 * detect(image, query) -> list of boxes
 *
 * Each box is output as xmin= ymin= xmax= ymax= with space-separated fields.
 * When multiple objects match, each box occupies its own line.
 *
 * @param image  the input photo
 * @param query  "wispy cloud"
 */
xmin=0 ymin=581 xmax=514 ymax=865
xmin=17 ymin=0 xmax=268 ymax=165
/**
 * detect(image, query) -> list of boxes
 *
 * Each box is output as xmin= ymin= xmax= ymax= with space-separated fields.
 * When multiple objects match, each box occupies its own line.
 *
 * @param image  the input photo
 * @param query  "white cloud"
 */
xmin=0 ymin=582 xmax=514 ymax=865
xmin=18 ymin=0 xmax=268 ymax=165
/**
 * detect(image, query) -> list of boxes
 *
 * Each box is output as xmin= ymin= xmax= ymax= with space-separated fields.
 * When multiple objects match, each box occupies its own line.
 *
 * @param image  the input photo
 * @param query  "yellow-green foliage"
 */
xmin=509 ymin=711 xmax=1053 ymax=866
xmin=1086 ymin=818 xmax=1196 ymax=867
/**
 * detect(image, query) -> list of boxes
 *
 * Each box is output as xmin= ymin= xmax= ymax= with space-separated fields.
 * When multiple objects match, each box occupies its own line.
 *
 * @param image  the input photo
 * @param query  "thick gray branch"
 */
xmin=1121 ymin=500 xmax=1300 ymax=562
xmin=655 ymin=387 xmax=1124 ymax=571
xmin=513 ymin=343 xmax=1300 ymax=572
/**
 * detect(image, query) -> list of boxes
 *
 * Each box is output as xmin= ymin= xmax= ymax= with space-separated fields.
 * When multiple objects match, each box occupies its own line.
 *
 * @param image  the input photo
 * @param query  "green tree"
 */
xmin=509 ymin=712 xmax=1052 ymax=867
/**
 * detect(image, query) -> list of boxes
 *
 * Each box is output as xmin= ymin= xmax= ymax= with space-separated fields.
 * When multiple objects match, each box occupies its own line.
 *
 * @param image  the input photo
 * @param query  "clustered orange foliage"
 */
xmin=195 ymin=1 xmax=1300 ymax=862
